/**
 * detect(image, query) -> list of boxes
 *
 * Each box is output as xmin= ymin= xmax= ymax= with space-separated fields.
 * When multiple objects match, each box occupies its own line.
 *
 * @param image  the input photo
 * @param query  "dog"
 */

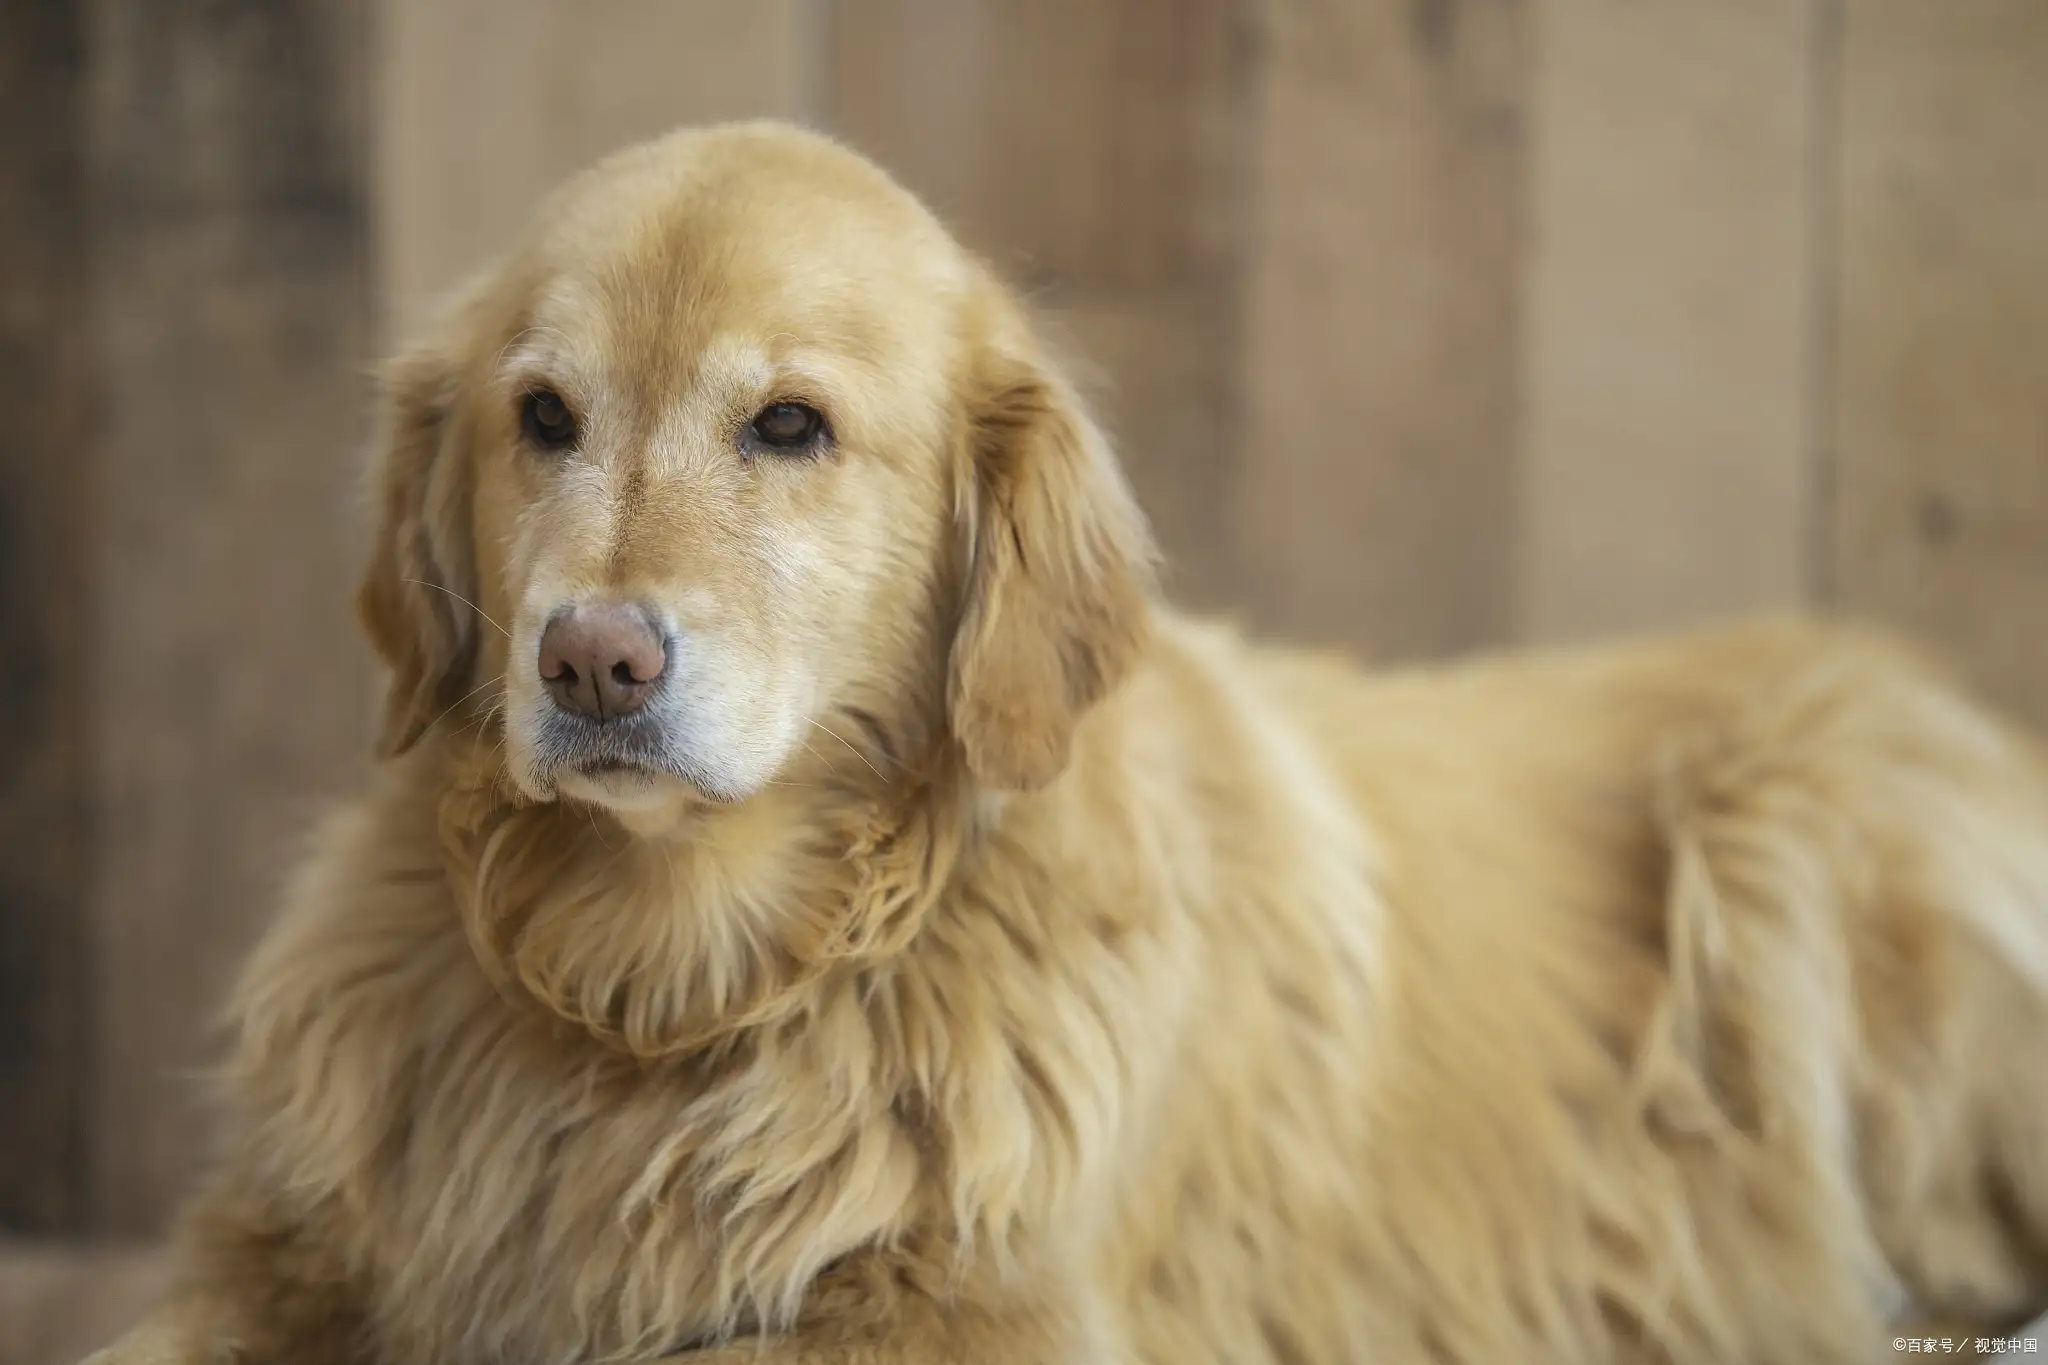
xmin=86 ymin=121 xmax=2048 ymax=1365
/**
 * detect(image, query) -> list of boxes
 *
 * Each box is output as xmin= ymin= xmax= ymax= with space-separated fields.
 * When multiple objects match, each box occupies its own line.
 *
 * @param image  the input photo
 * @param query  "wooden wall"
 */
xmin=1830 ymin=0 xmax=2048 ymax=736
xmin=0 ymin=0 xmax=373 ymax=1241
xmin=2 ymin=0 xmax=2046 ymax=1261
xmin=1516 ymin=0 xmax=1819 ymax=642
xmin=0 ymin=0 xmax=94 ymax=1237
xmin=86 ymin=0 xmax=374 ymax=1237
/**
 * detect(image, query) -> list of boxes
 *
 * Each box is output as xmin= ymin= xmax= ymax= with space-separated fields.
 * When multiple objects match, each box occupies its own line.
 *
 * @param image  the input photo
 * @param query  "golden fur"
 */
xmin=88 ymin=123 xmax=2048 ymax=1365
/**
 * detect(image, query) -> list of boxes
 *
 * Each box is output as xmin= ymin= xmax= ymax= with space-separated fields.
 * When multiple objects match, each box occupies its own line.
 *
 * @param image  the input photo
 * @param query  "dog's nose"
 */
xmin=538 ymin=603 xmax=667 ymax=721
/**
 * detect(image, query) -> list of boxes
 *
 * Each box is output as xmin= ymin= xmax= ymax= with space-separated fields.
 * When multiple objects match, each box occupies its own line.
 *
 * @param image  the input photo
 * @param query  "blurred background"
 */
xmin=3 ymin=0 xmax=2045 ymax=1358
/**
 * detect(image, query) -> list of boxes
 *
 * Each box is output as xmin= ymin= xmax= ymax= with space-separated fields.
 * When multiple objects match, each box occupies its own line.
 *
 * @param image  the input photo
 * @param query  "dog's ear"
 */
xmin=356 ymin=332 xmax=480 ymax=758
xmin=947 ymin=289 xmax=1158 ymax=791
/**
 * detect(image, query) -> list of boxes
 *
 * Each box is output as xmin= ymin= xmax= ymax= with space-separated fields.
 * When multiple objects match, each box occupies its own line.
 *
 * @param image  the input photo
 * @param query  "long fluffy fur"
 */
xmin=88 ymin=124 xmax=2048 ymax=1365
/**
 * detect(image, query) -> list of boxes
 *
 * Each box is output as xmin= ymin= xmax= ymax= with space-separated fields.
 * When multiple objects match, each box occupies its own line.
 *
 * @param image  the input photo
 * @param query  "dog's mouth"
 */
xmin=575 ymin=756 xmax=659 ymax=779
xmin=524 ymin=708 xmax=682 ymax=802
xmin=514 ymin=689 xmax=765 ymax=813
xmin=558 ymin=740 xmax=694 ymax=791
xmin=536 ymin=726 xmax=751 ymax=813
xmin=535 ymin=708 xmax=672 ymax=774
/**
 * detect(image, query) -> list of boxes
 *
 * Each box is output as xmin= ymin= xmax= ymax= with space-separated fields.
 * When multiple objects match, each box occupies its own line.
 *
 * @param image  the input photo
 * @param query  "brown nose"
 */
xmin=537 ymin=603 xmax=668 ymax=721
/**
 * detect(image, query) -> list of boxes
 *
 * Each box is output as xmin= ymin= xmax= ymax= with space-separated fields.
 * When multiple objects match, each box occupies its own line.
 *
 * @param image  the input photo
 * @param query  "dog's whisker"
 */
xmin=807 ymin=719 xmax=889 ymax=780
xmin=453 ymin=705 xmax=501 ymax=741
xmin=583 ymin=803 xmax=614 ymax=853
xmin=426 ymin=673 xmax=508 ymax=739
xmin=401 ymin=578 xmax=514 ymax=639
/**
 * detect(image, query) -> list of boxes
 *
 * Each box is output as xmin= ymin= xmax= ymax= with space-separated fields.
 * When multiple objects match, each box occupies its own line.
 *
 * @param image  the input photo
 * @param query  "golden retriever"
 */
xmin=88 ymin=122 xmax=2048 ymax=1365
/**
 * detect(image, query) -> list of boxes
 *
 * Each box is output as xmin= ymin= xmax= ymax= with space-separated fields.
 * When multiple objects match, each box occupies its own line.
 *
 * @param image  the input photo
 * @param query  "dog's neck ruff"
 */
xmin=433 ymin=734 xmax=974 ymax=1061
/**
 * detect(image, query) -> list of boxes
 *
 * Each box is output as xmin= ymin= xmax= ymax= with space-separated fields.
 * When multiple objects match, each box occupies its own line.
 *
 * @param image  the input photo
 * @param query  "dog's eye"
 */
xmin=748 ymin=402 xmax=828 ymax=453
xmin=521 ymin=389 xmax=578 ymax=450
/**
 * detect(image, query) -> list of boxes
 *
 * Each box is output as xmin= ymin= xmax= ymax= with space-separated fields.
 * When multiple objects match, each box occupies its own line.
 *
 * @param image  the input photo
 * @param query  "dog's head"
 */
xmin=359 ymin=123 xmax=1155 ymax=820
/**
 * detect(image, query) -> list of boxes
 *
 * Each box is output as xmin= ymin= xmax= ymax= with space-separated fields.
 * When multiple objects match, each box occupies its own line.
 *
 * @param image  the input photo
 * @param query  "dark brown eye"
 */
xmin=748 ymin=401 xmax=827 ymax=453
xmin=521 ymin=388 xmax=578 ymax=450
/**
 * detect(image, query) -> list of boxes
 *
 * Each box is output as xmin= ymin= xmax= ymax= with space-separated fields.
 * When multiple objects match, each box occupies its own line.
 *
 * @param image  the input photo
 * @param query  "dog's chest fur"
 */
xmin=240 ymin=905 xmax=840 ymax=1362
xmin=226 ymin=781 xmax=1161 ymax=1365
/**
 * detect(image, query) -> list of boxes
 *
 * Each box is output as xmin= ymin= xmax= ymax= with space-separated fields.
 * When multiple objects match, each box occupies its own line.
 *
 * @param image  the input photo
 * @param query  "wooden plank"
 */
xmin=376 ymin=0 xmax=812 ymax=342
xmin=1828 ymin=0 xmax=2048 ymax=733
xmin=828 ymin=0 xmax=1242 ymax=294
xmin=1514 ymin=0 xmax=1820 ymax=644
xmin=0 ymin=0 xmax=93 ymax=1235
xmin=828 ymin=0 xmax=1256 ymax=607
xmin=1236 ymin=0 xmax=1528 ymax=659
xmin=85 ymin=0 xmax=376 ymax=1233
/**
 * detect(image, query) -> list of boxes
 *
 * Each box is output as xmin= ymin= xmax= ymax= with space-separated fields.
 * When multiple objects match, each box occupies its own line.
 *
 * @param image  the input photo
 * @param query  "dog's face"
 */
xmin=358 ymin=124 xmax=1154 ymax=819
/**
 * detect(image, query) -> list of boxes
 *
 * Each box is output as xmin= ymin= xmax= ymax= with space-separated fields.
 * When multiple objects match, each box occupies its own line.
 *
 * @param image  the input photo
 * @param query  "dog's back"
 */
xmin=1099 ymin=612 xmax=2048 ymax=1361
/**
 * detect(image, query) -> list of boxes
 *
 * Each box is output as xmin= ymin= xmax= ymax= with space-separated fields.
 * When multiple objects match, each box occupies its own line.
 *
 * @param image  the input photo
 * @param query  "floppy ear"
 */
xmin=356 ymin=337 xmax=479 ymax=758
xmin=947 ymin=295 xmax=1158 ymax=791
